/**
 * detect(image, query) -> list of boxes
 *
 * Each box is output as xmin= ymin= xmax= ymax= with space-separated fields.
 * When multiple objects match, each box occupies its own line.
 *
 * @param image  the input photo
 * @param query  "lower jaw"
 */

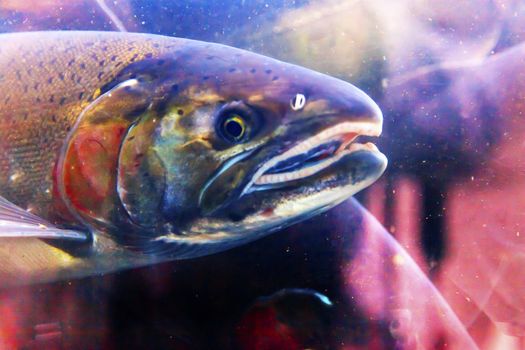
xmin=250 ymin=148 xmax=386 ymax=192
xmin=225 ymin=150 xmax=387 ymax=221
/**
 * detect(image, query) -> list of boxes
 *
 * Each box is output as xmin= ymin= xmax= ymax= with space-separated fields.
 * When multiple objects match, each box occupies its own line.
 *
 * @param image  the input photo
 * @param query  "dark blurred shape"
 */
xmin=421 ymin=180 xmax=446 ymax=271
xmin=235 ymin=288 xmax=333 ymax=350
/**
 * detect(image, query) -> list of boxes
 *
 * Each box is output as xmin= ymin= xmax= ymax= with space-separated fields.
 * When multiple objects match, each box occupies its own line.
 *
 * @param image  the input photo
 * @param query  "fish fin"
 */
xmin=0 ymin=196 xmax=87 ymax=241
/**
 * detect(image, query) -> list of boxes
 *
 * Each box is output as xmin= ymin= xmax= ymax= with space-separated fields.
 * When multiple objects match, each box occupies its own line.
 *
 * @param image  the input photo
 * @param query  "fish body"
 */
xmin=0 ymin=31 xmax=386 ymax=285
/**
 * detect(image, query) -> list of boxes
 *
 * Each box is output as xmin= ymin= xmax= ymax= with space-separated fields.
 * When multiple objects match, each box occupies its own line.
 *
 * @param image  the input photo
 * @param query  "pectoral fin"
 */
xmin=0 ymin=196 xmax=87 ymax=241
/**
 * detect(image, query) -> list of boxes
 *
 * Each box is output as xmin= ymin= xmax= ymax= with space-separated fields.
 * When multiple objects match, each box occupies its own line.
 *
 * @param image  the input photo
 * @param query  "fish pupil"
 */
xmin=224 ymin=116 xmax=245 ymax=140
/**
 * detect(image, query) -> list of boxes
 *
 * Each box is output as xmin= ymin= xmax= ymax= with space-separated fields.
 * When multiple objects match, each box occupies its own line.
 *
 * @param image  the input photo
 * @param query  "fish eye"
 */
xmin=223 ymin=115 xmax=246 ymax=140
xmin=220 ymin=113 xmax=247 ymax=142
xmin=216 ymin=102 xmax=261 ymax=144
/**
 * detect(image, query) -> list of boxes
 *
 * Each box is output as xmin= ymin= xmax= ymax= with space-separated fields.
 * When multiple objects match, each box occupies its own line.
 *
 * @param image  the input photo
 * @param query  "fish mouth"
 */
xmin=243 ymin=121 xmax=383 ymax=193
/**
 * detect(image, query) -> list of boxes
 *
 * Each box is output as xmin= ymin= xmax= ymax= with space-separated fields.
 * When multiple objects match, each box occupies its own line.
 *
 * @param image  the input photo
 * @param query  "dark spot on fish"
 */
xmin=33 ymin=82 xmax=40 ymax=90
xmin=58 ymin=73 xmax=65 ymax=81
xmin=128 ymin=47 xmax=134 ymax=52
xmin=99 ymin=60 xmax=105 ymax=67
xmin=36 ymin=97 xmax=41 ymax=103
xmin=77 ymin=77 xmax=82 ymax=84
xmin=80 ymin=63 xmax=86 ymax=70
xmin=228 ymin=68 xmax=236 ymax=73
xmin=66 ymin=126 xmax=71 ymax=132
xmin=155 ymin=99 xmax=169 ymax=115
xmin=250 ymin=68 xmax=256 ymax=73
xmin=130 ymin=53 xmax=139 ymax=62
xmin=97 ymin=72 xmax=104 ymax=81
xmin=265 ymin=69 xmax=272 ymax=74
xmin=52 ymin=115 xmax=57 ymax=122
xmin=145 ymin=53 xmax=153 ymax=59
xmin=59 ymin=97 xmax=66 ymax=105
xmin=68 ymin=59 xmax=75 ymax=67
xmin=49 ymin=95 xmax=55 ymax=103
xmin=228 ymin=212 xmax=244 ymax=222
xmin=102 ymin=46 xmax=108 ymax=52
xmin=177 ymin=109 xmax=184 ymax=116
xmin=47 ymin=77 xmax=53 ymax=85
xmin=23 ymin=112 xmax=29 ymax=120
xmin=128 ymin=136 xmax=135 ymax=141
xmin=71 ymin=73 xmax=76 ymax=82
xmin=171 ymin=84 xmax=179 ymax=92
xmin=272 ymin=76 xmax=279 ymax=81
xmin=110 ymin=55 xmax=117 ymax=62
xmin=203 ymin=76 xmax=209 ymax=81
xmin=38 ymin=61 xmax=44 ymax=68
xmin=78 ymin=92 xmax=84 ymax=100
xmin=50 ymin=58 xmax=57 ymax=65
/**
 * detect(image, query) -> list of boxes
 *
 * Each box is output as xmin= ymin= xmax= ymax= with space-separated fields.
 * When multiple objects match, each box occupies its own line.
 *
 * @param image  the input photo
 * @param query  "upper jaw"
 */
xmin=242 ymin=121 xmax=383 ymax=194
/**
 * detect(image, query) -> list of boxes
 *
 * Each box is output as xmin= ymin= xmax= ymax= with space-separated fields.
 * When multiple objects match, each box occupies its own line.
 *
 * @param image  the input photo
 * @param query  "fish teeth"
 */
xmin=254 ymin=150 xmax=343 ymax=185
xmin=244 ymin=121 xmax=382 ymax=192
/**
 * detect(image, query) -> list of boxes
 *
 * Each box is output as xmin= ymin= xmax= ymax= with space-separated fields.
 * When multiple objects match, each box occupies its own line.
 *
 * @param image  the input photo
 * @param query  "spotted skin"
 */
xmin=0 ymin=32 xmax=178 ymax=216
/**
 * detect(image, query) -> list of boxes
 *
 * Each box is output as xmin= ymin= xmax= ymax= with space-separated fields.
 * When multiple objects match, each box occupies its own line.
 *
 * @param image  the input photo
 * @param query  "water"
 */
xmin=1 ymin=1 xmax=524 ymax=349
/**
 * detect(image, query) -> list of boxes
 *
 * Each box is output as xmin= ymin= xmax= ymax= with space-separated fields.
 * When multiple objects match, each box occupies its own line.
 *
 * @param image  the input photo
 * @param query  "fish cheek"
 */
xmin=117 ymin=114 xmax=166 ymax=229
xmin=199 ymin=162 xmax=249 ymax=216
xmin=154 ymin=140 xmax=217 ymax=225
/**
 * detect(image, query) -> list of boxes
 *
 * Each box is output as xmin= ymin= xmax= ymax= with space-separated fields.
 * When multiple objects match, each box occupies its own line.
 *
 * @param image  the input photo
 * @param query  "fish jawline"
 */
xmin=243 ymin=121 xmax=382 ymax=194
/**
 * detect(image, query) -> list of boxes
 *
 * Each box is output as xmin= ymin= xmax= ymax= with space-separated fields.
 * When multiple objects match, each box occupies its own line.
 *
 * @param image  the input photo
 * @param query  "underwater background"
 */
xmin=1 ymin=0 xmax=525 ymax=349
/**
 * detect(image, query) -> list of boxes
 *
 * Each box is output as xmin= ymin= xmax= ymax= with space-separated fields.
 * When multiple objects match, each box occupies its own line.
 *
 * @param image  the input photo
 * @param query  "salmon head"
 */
xmin=58 ymin=40 xmax=387 ymax=257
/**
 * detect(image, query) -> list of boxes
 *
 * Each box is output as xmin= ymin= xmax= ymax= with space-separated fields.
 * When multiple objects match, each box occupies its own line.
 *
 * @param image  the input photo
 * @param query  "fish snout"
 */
xmin=327 ymin=81 xmax=383 ymax=129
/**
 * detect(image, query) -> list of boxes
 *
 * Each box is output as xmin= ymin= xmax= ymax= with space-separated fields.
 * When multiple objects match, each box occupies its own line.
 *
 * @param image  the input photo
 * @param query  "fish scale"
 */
xmin=0 ymin=32 xmax=176 ymax=216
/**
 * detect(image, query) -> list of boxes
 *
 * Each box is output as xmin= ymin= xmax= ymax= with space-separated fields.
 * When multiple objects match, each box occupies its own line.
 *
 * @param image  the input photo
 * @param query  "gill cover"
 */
xmin=56 ymin=78 xmax=163 ymax=229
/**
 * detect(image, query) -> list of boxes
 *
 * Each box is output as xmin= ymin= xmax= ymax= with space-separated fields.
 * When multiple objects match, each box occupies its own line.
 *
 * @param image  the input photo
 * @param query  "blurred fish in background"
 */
xmin=1 ymin=0 xmax=525 ymax=349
